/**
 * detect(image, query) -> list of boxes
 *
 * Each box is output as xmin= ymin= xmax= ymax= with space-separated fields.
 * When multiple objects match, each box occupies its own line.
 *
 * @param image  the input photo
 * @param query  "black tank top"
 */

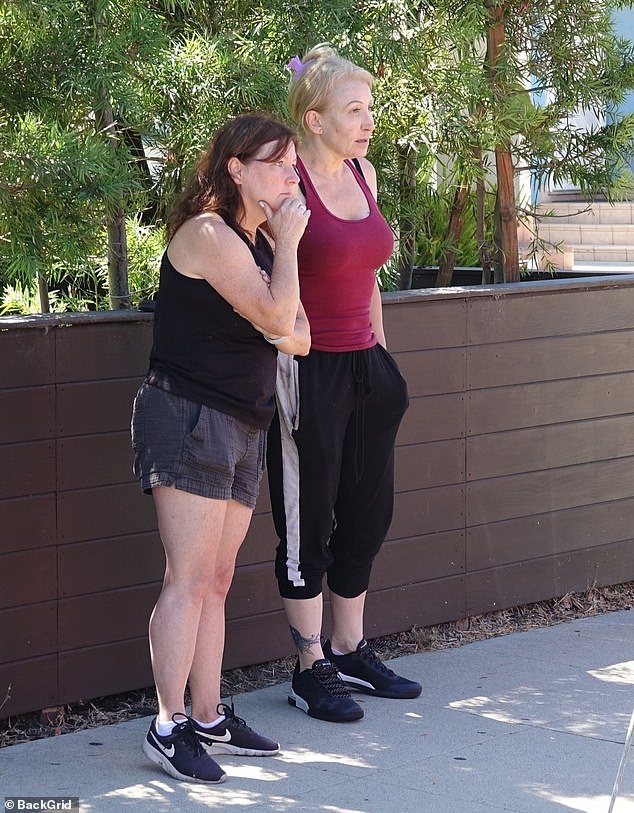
xmin=145 ymin=228 xmax=277 ymax=429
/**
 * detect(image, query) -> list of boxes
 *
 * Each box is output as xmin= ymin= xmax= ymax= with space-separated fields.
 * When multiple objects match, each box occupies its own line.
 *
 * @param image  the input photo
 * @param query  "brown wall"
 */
xmin=2 ymin=275 xmax=634 ymax=718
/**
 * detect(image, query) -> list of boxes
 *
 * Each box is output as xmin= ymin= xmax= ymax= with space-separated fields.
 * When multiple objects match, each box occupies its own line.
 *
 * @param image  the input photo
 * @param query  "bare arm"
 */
xmin=370 ymin=279 xmax=386 ymax=349
xmin=360 ymin=159 xmax=386 ymax=348
xmin=247 ymin=269 xmax=310 ymax=356
xmin=167 ymin=199 xmax=308 ymax=337
xmin=274 ymin=301 xmax=310 ymax=357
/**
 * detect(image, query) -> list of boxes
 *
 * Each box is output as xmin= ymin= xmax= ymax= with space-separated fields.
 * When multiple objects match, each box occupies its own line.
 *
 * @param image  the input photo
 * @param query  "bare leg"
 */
xmin=149 ymin=486 xmax=251 ymax=724
xmin=283 ymin=595 xmax=325 ymax=670
xmin=188 ymin=499 xmax=253 ymax=722
xmin=329 ymin=590 xmax=366 ymax=654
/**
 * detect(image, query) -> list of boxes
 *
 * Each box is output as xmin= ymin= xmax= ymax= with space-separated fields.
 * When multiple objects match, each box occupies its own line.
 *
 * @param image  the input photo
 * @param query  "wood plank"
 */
xmin=0 ymin=603 xmax=57 ymax=660
xmin=467 ymin=330 xmax=634 ymax=389
xmin=467 ymin=499 xmax=634 ymax=571
xmin=0 ymin=656 xmax=58 ymax=719
xmin=58 ymin=533 xmax=164 ymax=597
xmin=237 ymin=513 xmax=278 ymax=567
xmin=465 ymin=538 xmax=634 ymax=617
xmin=58 ymin=638 xmax=153 ymax=705
xmin=226 ymin=578 xmax=466 ymax=669
xmin=226 ymin=565 xmax=283 ymax=620
xmin=224 ymin=610 xmax=295 ymax=669
xmin=397 ymin=393 xmax=465 ymax=445
xmin=467 ymin=372 xmax=634 ymax=434
xmin=0 ymin=549 xmax=57 ymax=610
xmin=55 ymin=320 xmax=152 ymax=382
xmin=233 ymin=532 xmax=467 ymax=619
xmin=467 ymin=457 xmax=634 ymax=526
xmin=58 ymin=584 xmax=160 ymax=650
xmin=364 ymin=575 xmax=466 ymax=636
xmin=0 ymin=495 xmax=56 ymax=554
xmin=468 ymin=286 xmax=634 ymax=344
xmin=395 ymin=348 xmax=466 ymax=398
xmin=56 ymin=379 xmax=142 ymax=436
xmin=0 ymin=328 xmax=55 ymax=387
xmin=57 ymin=483 xmax=157 ymax=544
xmin=467 ymin=414 xmax=634 ymax=480
xmin=369 ymin=531 xmax=465 ymax=590
xmin=390 ymin=485 xmax=465 ymax=539
xmin=395 ymin=439 xmax=465 ymax=492
xmin=243 ymin=490 xmax=470 ymax=568
xmin=57 ymin=432 xmax=136 ymax=490
xmin=384 ymin=298 xmax=467 ymax=352
xmin=0 ymin=387 xmax=55 ymax=444
xmin=0 ymin=440 xmax=55 ymax=498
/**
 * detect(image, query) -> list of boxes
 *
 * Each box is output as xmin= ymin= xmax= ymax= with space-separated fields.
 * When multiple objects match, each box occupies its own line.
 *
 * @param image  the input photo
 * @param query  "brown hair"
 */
xmin=167 ymin=113 xmax=296 ymax=240
xmin=287 ymin=44 xmax=374 ymax=137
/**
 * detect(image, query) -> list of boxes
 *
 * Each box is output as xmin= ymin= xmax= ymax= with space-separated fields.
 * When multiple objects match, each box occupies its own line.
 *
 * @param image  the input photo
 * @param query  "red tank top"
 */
xmin=296 ymin=156 xmax=394 ymax=352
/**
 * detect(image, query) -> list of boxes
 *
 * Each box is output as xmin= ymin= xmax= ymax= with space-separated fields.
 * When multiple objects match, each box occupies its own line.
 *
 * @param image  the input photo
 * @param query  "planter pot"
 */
xmin=411 ymin=267 xmax=485 ymax=288
xmin=410 ymin=266 xmax=623 ymax=289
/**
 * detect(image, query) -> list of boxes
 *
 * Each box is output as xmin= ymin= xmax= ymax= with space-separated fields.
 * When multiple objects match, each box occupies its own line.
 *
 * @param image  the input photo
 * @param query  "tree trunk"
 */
xmin=436 ymin=183 xmax=469 ymax=287
xmin=486 ymin=2 xmax=520 ymax=283
xmin=94 ymin=7 xmax=130 ymax=309
xmin=106 ymin=208 xmax=130 ymax=308
xmin=37 ymin=273 xmax=50 ymax=314
xmin=397 ymin=143 xmax=417 ymax=290
xmin=495 ymin=145 xmax=520 ymax=281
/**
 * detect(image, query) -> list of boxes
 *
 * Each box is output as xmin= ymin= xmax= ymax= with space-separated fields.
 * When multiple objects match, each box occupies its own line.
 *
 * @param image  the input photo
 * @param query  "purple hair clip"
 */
xmin=286 ymin=55 xmax=306 ymax=79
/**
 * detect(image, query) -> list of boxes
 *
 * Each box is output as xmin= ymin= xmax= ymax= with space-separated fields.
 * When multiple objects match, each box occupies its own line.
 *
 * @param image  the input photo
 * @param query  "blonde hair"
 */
xmin=287 ymin=44 xmax=374 ymax=137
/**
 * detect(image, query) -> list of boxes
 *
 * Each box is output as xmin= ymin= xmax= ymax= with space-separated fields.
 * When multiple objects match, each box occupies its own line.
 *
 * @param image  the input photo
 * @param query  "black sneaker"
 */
xmin=288 ymin=658 xmax=364 ymax=722
xmin=192 ymin=702 xmax=280 ymax=756
xmin=143 ymin=715 xmax=226 ymax=783
xmin=323 ymin=638 xmax=422 ymax=699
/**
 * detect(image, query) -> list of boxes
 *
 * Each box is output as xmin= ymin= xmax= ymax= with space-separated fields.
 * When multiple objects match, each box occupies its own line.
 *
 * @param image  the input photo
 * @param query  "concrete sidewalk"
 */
xmin=1 ymin=610 xmax=633 ymax=812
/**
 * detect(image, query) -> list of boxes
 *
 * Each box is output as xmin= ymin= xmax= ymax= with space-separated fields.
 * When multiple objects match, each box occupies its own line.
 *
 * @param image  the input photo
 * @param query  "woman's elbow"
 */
xmin=278 ymin=332 xmax=310 ymax=357
xmin=295 ymin=335 xmax=311 ymax=356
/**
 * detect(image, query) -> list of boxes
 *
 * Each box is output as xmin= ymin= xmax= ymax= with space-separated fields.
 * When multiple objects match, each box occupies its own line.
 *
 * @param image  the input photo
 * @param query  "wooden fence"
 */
xmin=2 ymin=274 xmax=634 ymax=718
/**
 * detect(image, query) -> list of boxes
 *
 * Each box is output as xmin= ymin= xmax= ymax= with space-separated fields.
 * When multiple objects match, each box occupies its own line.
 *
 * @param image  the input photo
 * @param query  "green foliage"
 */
xmin=1 ymin=283 xmax=41 ymax=316
xmin=2 ymin=0 xmax=634 ymax=309
xmin=124 ymin=217 xmax=165 ymax=306
xmin=0 ymin=113 xmax=142 ymax=283
xmin=415 ymin=185 xmax=483 ymax=268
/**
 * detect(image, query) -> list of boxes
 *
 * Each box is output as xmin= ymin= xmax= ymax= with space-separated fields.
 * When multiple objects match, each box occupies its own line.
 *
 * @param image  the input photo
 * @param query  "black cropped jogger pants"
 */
xmin=266 ymin=343 xmax=409 ymax=600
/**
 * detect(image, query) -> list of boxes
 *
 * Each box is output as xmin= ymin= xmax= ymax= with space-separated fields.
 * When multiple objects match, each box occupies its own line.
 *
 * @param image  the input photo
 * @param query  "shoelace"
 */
xmin=359 ymin=644 xmax=396 ymax=677
xmin=171 ymin=715 xmax=206 ymax=756
xmin=216 ymin=702 xmax=251 ymax=731
xmin=314 ymin=661 xmax=352 ymax=698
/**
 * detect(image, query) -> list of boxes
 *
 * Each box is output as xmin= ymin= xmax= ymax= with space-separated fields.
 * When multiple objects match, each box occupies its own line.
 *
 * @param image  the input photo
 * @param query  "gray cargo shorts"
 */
xmin=131 ymin=383 xmax=266 ymax=509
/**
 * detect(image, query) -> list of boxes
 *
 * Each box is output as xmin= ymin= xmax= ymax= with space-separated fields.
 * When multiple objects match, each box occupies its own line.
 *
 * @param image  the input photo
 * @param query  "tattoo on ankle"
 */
xmin=290 ymin=626 xmax=320 ymax=654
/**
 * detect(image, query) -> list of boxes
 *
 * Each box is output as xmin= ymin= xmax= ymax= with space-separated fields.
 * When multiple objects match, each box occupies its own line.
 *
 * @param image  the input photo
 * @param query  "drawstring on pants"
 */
xmin=351 ymin=350 xmax=372 ymax=489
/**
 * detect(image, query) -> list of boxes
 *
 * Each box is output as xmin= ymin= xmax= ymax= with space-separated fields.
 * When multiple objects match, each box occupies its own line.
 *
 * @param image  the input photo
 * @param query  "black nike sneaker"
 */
xmin=143 ymin=715 xmax=226 ymax=783
xmin=192 ymin=703 xmax=280 ymax=756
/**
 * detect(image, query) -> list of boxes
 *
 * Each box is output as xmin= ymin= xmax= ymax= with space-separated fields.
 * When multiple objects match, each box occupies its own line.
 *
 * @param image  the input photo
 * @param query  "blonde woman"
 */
xmin=267 ymin=45 xmax=420 ymax=724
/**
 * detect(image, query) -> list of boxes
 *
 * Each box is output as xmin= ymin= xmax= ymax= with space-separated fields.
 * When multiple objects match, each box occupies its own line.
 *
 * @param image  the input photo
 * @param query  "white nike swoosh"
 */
xmin=198 ymin=729 xmax=232 ymax=743
xmin=150 ymin=731 xmax=175 ymax=757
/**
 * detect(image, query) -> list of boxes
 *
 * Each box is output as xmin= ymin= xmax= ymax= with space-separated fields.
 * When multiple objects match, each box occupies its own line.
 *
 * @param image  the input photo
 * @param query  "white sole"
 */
xmin=200 ymin=740 xmax=280 ymax=757
xmin=288 ymin=690 xmax=310 ymax=714
xmin=142 ymin=739 xmax=226 ymax=783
